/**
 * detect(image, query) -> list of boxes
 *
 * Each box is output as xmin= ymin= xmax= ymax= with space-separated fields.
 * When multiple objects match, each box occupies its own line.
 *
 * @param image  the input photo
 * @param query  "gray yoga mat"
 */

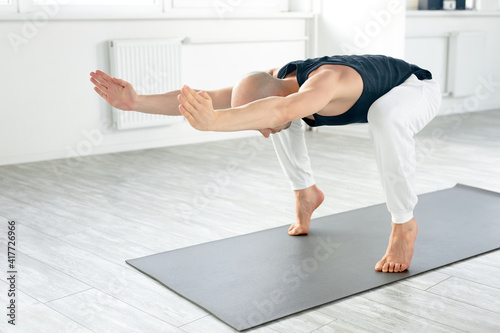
xmin=127 ymin=184 xmax=500 ymax=331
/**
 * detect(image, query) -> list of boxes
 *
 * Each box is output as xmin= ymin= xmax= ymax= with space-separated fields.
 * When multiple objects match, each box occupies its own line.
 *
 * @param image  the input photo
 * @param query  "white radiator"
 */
xmin=109 ymin=39 xmax=184 ymax=130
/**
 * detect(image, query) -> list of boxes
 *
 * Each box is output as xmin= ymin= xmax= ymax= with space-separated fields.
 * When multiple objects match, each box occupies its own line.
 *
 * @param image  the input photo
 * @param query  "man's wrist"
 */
xmin=211 ymin=110 xmax=223 ymax=132
xmin=131 ymin=95 xmax=143 ymax=111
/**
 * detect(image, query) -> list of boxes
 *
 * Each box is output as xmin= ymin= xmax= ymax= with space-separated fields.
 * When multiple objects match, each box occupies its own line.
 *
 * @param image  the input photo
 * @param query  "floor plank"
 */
xmin=0 ymin=194 xmax=91 ymax=239
xmin=318 ymin=294 xmax=458 ymax=332
xmin=264 ymin=311 xmax=335 ymax=333
xmin=179 ymin=315 xmax=281 ymax=333
xmin=362 ymin=283 xmax=499 ymax=332
xmin=399 ymin=270 xmax=451 ymax=291
xmin=57 ymin=228 xmax=164 ymax=270
xmin=0 ymin=281 xmax=92 ymax=333
xmin=47 ymin=289 xmax=183 ymax=333
xmin=427 ymin=276 xmax=500 ymax=313
xmin=437 ymin=259 xmax=500 ymax=289
xmin=179 ymin=315 xmax=239 ymax=333
xmin=1 ymin=109 xmax=499 ymax=332
xmin=0 ymin=248 xmax=91 ymax=304
xmin=17 ymin=224 xmax=208 ymax=327
xmin=312 ymin=319 xmax=377 ymax=333
xmin=472 ymin=249 xmax=500 ymax=268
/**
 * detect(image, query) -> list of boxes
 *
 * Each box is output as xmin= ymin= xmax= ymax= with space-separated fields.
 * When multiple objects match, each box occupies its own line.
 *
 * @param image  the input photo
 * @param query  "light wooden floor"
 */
xmin=1 ymin=109 xmax=500 ymax=333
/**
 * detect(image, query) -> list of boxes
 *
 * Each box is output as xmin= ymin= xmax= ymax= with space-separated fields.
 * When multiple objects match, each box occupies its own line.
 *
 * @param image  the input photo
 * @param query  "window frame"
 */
xmin=171 ymin=0 xmax=288 ymax=11
xmin=0 ymin=0 xmax=18 ymax=13
xmin=0 ymin=0 xmax=291 ymax=18
xmin=31 ymin=0 xmax=164 ymax=14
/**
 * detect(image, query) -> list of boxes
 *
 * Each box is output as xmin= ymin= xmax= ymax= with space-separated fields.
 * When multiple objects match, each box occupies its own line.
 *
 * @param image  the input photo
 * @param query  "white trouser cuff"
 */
xmin=391 ymin=211 xmax=414 ymax=224
xmin=271 ymin=119 xmax=316 ymax=191
xmin=290 ymin=176 xmax=316 ymax=191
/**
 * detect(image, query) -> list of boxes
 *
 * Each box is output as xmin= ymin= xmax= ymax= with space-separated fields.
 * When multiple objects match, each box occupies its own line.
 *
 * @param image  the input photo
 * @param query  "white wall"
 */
xmin=316 ymin=0 xmax=406 ymax=58
xmin=0 ymin=17 xmax=307 ymax=166
xmin=405 ymin=13 xmax=500 ymax=115
xmin=0 ymin=1 xmax=410 ymax=166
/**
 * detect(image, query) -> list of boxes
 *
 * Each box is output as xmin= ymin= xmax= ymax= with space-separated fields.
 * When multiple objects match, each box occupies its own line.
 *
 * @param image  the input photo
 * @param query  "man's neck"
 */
xmin=280 ymin=77 xmax=300 ymax=96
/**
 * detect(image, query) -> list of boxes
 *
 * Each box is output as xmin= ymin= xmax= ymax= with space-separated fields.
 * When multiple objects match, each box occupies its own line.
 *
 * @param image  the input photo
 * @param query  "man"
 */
xmin=90 ymin=54 xmax=441 ymax=273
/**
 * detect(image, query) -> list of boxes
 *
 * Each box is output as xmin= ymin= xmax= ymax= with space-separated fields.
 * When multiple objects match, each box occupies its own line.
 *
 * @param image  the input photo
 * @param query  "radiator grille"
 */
xmin=109 ymin=39 xmax=184 ymax=130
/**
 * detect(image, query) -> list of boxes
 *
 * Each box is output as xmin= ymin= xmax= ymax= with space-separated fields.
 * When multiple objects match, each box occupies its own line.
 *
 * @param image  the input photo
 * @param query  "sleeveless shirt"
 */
xmin=277 ymin=55 xmax=432 ymax=127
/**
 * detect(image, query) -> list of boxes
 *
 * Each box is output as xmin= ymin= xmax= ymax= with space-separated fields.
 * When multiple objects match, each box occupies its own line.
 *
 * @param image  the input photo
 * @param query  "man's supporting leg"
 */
xmin=368 ymin=75 xmax=441 ymax=272
xmin=271 ymin=120 xmax=324 ymax=235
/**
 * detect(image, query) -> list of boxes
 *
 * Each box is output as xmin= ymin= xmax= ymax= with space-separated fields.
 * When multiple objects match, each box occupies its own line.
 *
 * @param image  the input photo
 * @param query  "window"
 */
xmin=0 ymin=0 xmax=16 ymax=12
xmin=33 ymin=0 xmax=156 ymax=4
xmin=172 ymin=0 xmax=288 ymax=11
xmin=31 ymin=0 xmax=162 ymax=14
xmin=2 ymin=0 xmax=290 ymax=16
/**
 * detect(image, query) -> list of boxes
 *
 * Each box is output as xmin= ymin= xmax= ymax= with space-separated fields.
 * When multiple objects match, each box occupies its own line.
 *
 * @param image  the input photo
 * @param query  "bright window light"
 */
xmin=33 ymin=0 xmax=156 ymax=5
xmin=0 ymin=0 xmax=11 ymax=4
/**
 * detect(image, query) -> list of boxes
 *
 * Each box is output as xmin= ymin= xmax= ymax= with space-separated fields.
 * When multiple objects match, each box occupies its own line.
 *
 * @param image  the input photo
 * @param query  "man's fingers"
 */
xmin=181 ymin=85 xmax=203 ymax=107
xmin=179 ymin=105 xmax=196 ymax=125
xmin=181 ymin=86 xmax=213 ymax=109
xmin=181 ymin=85 xmax=198 ymax=104
xmin=197 ymin=90 xmax=211 ymax=102
xmin=178 ymin=93 xmax=198 ymax=115
xmin=180 ymin=92 xmax=200 ymax=114
xmin=94 ymin=86 xmax=107 ymax=100
xmin=94 ymin=70 xmax=114 ymax=87
xmin=90 ymin=73 xmax=110 ymax=90
xmin=92 ymin=70 xmax=127 ymax=90
xmin=90 ymin=77 xmax=108 ymax=92
xmin=111 ymin=76 xmax=127 ymax=87
xmin=96 ymin=70 xmax=113 ymax=81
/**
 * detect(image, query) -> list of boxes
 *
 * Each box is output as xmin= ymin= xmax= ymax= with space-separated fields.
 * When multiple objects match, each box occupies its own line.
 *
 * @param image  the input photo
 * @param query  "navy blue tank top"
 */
xmin=277 ymin=55 xmax=432 ymax=127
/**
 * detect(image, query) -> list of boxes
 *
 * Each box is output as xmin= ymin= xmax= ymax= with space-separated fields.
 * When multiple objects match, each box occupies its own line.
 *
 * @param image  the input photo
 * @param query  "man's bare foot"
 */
xmin=288 ymin=185 xmax=324 ymax=236
xmin=375 ymin=218 xmax=418 ymax=273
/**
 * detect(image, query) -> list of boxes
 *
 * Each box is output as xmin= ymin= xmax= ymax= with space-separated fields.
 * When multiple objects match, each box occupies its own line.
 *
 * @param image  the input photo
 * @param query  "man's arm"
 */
xmin=90 ymin=70 xmax=232 ymax=115
xmin=178 ymin=70 xmax=340 ymax=132
xmin=135 ymin=87 xmax=232 ymax=115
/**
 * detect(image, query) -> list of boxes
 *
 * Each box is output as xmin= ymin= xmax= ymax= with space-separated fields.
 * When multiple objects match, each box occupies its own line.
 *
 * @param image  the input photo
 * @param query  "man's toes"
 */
xmin=377 ymin=261 xmax=410 ymax=273
xmin=288 ymin=225 xmax=300 ymax=235
xmin=289 ymin=224 xmax=308 ymax=236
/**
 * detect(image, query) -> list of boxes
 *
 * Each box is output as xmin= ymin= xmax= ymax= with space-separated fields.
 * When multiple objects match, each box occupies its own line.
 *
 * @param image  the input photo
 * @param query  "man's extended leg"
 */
xmin=368 ymin=74 xmax=441 ymax=272
xmin=271 ymin=120 xmax=324 ymax=235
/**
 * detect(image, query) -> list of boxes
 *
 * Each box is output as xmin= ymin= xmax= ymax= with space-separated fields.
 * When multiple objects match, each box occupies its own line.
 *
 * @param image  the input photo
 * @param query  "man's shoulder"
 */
xmin=301 ymin=69 xmax=343 ymax=92
xmin=267 ymin=68 xmax=279 ymax=78
xmin=307 ymin=65 xmax=352 ymax=83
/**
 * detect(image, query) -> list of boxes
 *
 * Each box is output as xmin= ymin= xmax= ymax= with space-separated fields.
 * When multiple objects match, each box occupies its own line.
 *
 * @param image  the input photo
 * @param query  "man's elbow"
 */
xmin=274 ymin=98 xmax=294 ymax=127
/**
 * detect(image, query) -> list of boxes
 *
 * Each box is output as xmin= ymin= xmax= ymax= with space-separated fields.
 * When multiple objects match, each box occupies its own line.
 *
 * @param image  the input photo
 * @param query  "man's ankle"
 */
xmin=392 ymin=219 xmax=418 ymax=232
xmin=294 ymin=184 xmax=317 ymax=197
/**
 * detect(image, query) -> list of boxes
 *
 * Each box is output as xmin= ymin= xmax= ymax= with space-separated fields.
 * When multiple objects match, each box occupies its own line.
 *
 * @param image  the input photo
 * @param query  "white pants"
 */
xmin=271 ymin=74 xmax=442 ymax=224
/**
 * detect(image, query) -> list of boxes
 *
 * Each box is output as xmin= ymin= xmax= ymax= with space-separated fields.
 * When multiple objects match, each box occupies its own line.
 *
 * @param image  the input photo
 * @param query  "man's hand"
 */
xmin=258 ymin=129 xmax=273 ymax=138
xmin=178 ymin=85 xmax=218 ymax=131
xmin=90 ymin=70 xmax=138 ymax=111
